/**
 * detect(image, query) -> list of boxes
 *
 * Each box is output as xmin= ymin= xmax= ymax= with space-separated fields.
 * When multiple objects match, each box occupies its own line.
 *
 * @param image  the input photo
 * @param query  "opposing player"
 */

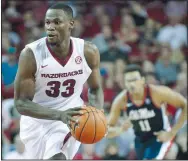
xmin=107 ymin=64 xmax=187 ymax=159
xmin=14 ymin=3 xmax=104 ymax=160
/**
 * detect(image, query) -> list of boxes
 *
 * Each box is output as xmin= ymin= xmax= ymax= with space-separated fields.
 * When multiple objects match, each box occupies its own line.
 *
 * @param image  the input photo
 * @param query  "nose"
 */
xmin=47 ymin=23 xmax=55 ymax=31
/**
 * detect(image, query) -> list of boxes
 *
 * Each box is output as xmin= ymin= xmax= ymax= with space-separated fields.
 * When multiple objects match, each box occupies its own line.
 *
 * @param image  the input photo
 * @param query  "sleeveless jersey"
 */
xmin=126 ymin=85 xmax=170 ymax=142
xmin=24 ymin=37 xmax=92 ymax=122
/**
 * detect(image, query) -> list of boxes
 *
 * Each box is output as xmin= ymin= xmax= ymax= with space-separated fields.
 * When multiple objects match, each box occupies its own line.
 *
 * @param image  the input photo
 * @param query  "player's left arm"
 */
xmin=151 ymin=85 xmax=187 ymax=140
xmin=84 ymin=41 xmax=104 ymax=110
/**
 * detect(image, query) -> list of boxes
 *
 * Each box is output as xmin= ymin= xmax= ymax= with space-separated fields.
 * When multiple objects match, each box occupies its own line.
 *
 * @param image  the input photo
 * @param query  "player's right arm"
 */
xmin=106 ymin=90 xmax=129 ymax=138
xmin=14 ymin=47 xmax=82 ymax=124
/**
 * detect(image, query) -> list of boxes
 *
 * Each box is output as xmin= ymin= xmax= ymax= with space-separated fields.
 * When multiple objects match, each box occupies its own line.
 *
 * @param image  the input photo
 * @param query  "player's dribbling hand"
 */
xmin=60 ymin=107 xmax=83 ymax=126
xmin=154 ymin=130 xmax=175 ymax=142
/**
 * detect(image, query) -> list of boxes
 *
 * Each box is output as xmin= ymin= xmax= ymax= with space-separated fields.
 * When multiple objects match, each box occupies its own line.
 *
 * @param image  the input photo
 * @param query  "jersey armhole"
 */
xmin=77 ymin=39 xmax=92 ymax=74
xmin=83 ymin=44 xmax=92 ymax=74
xmin=148 ymin=85 xmax=161 ymax=109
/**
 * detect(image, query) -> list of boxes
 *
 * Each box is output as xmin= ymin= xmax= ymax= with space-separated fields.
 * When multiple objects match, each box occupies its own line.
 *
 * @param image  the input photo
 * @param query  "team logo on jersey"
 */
xmin=75 ymin=56 xmax=82 ymax=64
xmin=129 ymin=108 xmax=155 ymax=120
xmin=145 ymin=98 xmax=151 ymax=104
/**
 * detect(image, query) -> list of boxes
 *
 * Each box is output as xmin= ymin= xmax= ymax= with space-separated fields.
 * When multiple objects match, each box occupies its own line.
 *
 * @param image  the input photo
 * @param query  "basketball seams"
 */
xmin=73 ymin=106 xmax=107 ymax=144
xmin=96 ymin=111 xmax=106 ymax=127
xmin=78 ymin=111 xmax=89 ymax=141
xmin=96 ymin=110 xmax=107 ymax=134
xmin=90 ymin=107 xmax=97 ymax=144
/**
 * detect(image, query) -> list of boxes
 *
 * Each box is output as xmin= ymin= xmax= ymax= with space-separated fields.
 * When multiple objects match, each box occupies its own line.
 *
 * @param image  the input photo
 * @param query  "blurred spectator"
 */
xmin=2 ymin=100 xmax=13 ymax=131
xmin=100 ymin=36 xmax=128 ymax=89
xmin=2 ymin=82 xmax=14 ymax=99
xmin=4 ymin=134 xmax=26 ymax=159
xmin=115 ymin=128 xmax=135 ymax=158
xmin=176 ymin=130 xmax=187 ymax=160
xmin=174 ymin=73 xmax=187 ymax=98
xmin=92 ymin=25 xmax=112 ymax=53
xmin=165 ymin=1 xmax=187 ymax=22
xmin=2 ymin=21 xmax=21 ymax=51
xmin=103 ymin=77 xmax=116 ymax=110
xmin=142 ymin=60 xmax=155 ymax=73
xmin=171 ymin=48 xmax=185 ymax=65
xmin=157 ymin=15 xmax=187 ymax=50
xmin=116 ymin=13 xmax=139 ymax=44
xmin=2 ymin=98 xmax=20 ymax=143
xmin=139 ymin=18 xmax=159 ymax=43
xmin=180 ymin=60 xmax=187 ymax=74
xmin=155 ymin=44 xmax=178 ymax=86
xmin=5 ymin=1 xmax=21 ymax=18
xmin=2 ymin=22 xmax=11 ymax=52
xmin=102 ymin=142 xmax=125 ymax=160
xmin=145 ymin=72 xmax=159 ymax=85
xmin=142 ymin=41 xmax=159 ymax=63
xmin=74 ymin=144 xmax=101 ymax=160
xmin=31 ymin=1 xmax=48 ymax=23
xmin=129 ymin=1 xmax=148 ymax=27
xmin=146 ymin=1 xmax=167 ymax=24
xmin=2 ymin=47 xmax=18 ymax=87
xmin=72 ymin=15 xmax=84 ymax=38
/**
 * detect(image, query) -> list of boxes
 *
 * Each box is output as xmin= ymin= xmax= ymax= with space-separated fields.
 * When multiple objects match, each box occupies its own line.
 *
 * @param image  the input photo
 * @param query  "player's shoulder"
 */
xmin=149 ymin=84 xmax=174 ymax=103
xmin=25 ymin=37 xmax=46 ymax=48
xmin=149 ymin=84 xmax=171 ymax=93
xmin=20 ymin=46 xmax=34 ymax=59
xmin=19 ymin=46 xmax=36 ymax=69
xmin=83 ymin=41 xmax=100 ymax=68
xmin=21 ymin=37 xmax=46 ymax=59
xmin=70 ymin=36 xmax=84 ymax=42
xmin=84 ymin=41 xmax=99 ymax=57
xmin=113 ymin=89 xmax=127 ymax=104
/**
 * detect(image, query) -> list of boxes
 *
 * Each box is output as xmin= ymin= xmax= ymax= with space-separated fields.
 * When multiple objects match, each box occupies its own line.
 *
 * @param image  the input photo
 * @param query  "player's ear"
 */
xmin=69 ymin=20 xmax=74 ymax=30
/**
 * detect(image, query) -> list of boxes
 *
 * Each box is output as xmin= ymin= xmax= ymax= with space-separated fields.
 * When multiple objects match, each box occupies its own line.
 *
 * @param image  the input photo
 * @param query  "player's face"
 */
xmin=45 ymin=9 xmax=74 ymax=45
xmin=124 ymin=71 xmax=145 ymax=94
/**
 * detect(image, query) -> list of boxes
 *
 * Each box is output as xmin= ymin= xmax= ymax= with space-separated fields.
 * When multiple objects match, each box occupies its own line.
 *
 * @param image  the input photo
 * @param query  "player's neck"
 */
xmin=49 ymin=38 xmax=71 ymax=59
xmin=131 ymin=87 xmax=145 ymax=101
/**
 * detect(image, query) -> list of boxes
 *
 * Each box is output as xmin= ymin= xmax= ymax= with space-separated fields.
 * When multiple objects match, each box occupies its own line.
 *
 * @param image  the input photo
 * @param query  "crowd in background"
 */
xmin=2 ymin=0 xmax=187 ymax=159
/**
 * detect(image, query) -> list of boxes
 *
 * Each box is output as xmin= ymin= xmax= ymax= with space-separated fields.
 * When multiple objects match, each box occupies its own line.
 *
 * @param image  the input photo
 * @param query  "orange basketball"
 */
xmin=70 ymin=106 xmax=107 ymax=144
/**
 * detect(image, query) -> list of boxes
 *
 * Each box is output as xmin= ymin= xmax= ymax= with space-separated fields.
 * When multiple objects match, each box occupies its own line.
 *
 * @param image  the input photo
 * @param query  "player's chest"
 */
xmin=39 ymin=56 xmax=83 ymax=72
xmin=36 ymin=57 xmax=85 ymax=86
xmin=126 ymin=101 xmax=161 ymax=121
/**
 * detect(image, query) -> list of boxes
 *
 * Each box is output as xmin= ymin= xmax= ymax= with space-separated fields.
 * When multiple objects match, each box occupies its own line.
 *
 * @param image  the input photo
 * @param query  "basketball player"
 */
xmin=107 ymin=64 xmax=187 ymax=159
xmin=14 ymin=3 xmax=104 ymax=160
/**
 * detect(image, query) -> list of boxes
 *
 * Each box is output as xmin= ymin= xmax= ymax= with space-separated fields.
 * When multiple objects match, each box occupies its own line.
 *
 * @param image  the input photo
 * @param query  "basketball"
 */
xmin=70 ymin=106 xmax=107 ymax=144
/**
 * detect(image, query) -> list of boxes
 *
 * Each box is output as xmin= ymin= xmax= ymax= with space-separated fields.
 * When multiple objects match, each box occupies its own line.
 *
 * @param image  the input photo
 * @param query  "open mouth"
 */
xmin=48 ymin=34 xmax=56 ymax=38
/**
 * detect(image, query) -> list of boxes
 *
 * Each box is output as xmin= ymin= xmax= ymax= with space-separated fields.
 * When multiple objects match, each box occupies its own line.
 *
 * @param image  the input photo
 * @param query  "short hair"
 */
xmin=49 ymin=3 xmax=73 ymax=19
xmin=124 ymin=64 xmax=144 ymax=76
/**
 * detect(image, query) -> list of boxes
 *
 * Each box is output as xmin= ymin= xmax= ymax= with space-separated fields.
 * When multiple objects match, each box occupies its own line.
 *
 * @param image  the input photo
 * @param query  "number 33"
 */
xmin=45 ymin=79 xmax=76 ymax=98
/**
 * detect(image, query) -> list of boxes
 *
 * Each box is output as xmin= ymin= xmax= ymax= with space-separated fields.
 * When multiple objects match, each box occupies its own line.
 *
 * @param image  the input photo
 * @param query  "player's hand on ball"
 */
xmin=60 ymin=107 xmax=83 ymax=126
xmin=154 ymin=130 xmax=175 ymax=142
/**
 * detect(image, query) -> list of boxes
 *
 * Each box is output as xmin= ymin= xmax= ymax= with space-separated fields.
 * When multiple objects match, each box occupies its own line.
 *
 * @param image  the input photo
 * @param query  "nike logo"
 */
xmin=41 ymin=65 xmax=48 ymax=68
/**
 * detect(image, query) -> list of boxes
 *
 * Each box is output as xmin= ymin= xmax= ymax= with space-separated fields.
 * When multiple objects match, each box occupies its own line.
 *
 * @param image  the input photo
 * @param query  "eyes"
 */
xmin=45 ymin=20 xmax=61 ymax=25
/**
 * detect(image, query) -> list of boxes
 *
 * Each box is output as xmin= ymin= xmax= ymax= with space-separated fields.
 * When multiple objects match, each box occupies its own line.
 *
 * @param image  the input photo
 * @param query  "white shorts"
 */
xmin=20 ymin=116 xmax=81 ymax=159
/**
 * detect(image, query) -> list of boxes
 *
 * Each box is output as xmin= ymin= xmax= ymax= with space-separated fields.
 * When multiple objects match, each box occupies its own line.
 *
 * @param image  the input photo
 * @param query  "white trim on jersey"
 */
xmin=155 ymin=140 xmax=173 ymax=159
xmin=161 ymin=104 xmax=171 ymax=131
xmin=156 ymin=104 xmax=173 ymax=159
